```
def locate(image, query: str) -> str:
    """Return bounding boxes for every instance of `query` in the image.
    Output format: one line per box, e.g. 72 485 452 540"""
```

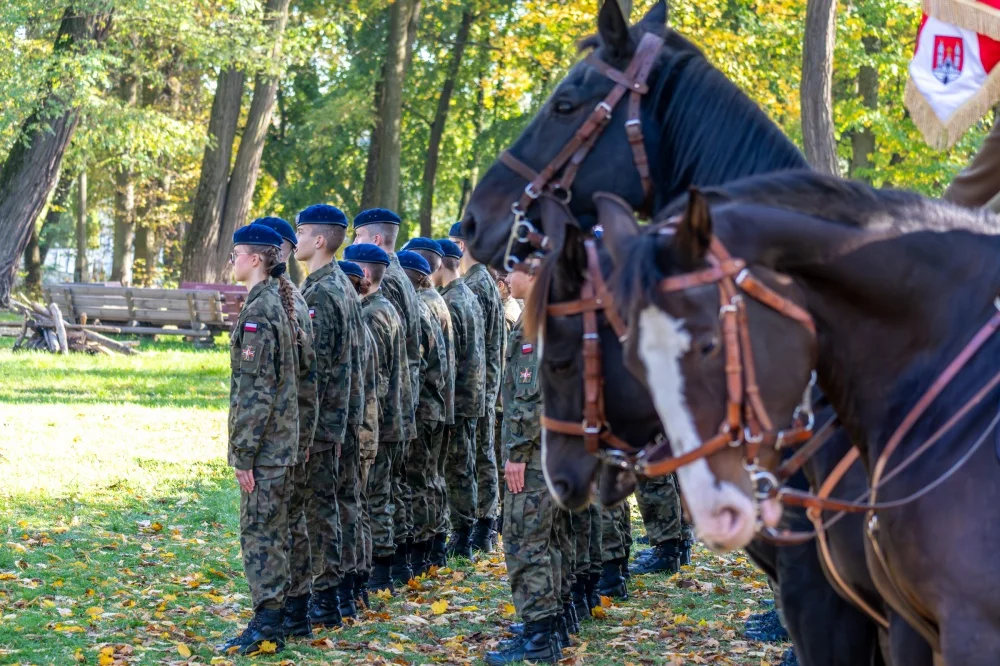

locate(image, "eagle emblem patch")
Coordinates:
242 345 256 361
519 367 533 384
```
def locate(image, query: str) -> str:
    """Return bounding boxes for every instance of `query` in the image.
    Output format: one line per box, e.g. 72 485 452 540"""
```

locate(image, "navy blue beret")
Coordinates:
397 251 431 276
234 224 283 248
448 221 465 239
252 217 297 246
402 237 444 257
338 261 365 280
344 243 390 266
354 208 401 228
436 239 463 259
297 204 348 228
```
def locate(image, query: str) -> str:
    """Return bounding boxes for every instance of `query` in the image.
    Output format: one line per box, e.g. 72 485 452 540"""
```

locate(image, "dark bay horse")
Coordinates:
611 178 1000 663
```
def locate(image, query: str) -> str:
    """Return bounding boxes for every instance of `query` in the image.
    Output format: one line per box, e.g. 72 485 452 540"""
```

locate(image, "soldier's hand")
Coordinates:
305 448 311 463
235 468 255 493
505 460 526 494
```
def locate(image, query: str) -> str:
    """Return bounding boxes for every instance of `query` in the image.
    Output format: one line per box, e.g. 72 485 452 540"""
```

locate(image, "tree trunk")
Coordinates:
112 73 139 285
849 35 880 181
418 9 474 237
24 223 43 295
800 0 839 176
458 50 490 216
75 170 88 283
0 7 113 306
361 77 385 211
369 0 422 214
180 67 245 283
24 170 74 293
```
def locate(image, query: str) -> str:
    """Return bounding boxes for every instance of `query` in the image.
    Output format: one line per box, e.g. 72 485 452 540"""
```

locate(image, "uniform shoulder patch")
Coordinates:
244 321 259 333
518 367 533 384
521 343 533 355
308 308 316 319
242 344 256 361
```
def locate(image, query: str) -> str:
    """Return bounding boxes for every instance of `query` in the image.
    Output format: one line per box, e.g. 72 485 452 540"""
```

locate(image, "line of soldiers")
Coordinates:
221 206 693 657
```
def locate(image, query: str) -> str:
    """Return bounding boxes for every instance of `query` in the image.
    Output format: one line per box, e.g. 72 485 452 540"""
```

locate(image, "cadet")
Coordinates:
401 238 456 566
449 221 503 552
491 268 519 534
597 502 632 600
290 205 365 624
631 475 694 575
248 217 320 636
397 250 449 576
341 259 380 609
485 263 562 666
344 243 408 593
353 209 418 581
434 239 485 559
221 225 301 655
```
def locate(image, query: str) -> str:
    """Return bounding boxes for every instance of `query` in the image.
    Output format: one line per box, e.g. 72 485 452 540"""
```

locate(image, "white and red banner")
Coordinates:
905 0 1000 148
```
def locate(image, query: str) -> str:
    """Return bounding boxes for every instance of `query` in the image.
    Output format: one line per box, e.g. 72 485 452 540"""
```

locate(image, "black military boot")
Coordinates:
390 542 413 586
338 575 357 619
446 529 473 559
367 556 394 595
218 608 285 655
554 614 571 648
779 647 800 666
470 517 495 554
563 601 579 635
571 578 590 621
354 572 370 609
680 537 693 566
307 588 341 628
484 618 562 665
631 540 682 575
429 532 448 567
596 559 628 600
620 557 631 580
743 607 789 642
409 540 430 578
281 594 312 638
586 572 601 610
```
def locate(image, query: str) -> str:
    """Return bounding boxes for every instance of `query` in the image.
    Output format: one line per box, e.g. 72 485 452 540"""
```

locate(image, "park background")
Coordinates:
0 0 990 664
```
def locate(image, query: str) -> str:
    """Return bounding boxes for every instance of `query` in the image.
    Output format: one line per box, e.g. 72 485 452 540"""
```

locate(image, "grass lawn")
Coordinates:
0 336 786 665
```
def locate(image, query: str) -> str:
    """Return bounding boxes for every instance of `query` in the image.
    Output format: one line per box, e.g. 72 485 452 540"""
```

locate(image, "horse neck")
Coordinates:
646 51 809 208
741 217 1000 460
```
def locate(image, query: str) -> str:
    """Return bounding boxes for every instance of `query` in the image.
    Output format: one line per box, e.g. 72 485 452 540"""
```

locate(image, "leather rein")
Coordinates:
498 32 663 273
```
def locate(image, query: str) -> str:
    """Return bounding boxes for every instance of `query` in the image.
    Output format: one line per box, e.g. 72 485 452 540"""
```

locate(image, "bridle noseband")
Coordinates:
499 32 664 273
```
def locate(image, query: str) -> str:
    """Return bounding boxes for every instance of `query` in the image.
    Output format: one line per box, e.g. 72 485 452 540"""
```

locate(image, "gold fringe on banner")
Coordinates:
922 0 1000 40
905 63 1000 149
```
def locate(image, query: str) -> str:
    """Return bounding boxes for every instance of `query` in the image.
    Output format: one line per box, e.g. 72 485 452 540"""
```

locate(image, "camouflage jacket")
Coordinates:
362 289 405 443
325 261 367 427
419 287 455 425
440 278 486 418
301 262 356 451
360 323 380 457
463 263 506 401
501 316 542 471
496 297 521 416
381 255 419 439
228 278 300 470
414 296 448 424
291 288 318 459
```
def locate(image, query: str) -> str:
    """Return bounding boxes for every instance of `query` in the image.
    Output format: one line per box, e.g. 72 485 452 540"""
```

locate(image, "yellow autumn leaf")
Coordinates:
375 588 393 600
0 573 16 581
600 595 612 608
99 647 114 657
53 623 84 633
74 648 85 662
431 599 448 615
98 654 114 666
502 603 516 617
163 594 177 602
254 640 278 654
591 606 607 620
177 643 192 658
86 607 103 617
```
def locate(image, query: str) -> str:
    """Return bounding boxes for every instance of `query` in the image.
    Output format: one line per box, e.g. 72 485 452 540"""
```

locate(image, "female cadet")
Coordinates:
220 225 302 656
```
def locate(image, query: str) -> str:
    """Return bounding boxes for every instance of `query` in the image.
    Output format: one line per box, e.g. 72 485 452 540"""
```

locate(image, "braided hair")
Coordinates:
347 273 372 296
246 244 303 343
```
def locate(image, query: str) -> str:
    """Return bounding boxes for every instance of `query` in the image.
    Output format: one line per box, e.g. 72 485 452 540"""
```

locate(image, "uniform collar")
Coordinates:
246 277 276 306
304 261 334 287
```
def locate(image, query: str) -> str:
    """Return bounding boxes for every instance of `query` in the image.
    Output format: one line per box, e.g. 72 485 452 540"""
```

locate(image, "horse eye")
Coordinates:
552 99 577 115
699 336 719 357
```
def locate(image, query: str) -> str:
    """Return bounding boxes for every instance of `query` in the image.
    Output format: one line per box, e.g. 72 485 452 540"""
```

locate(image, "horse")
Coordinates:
608 176 1000 664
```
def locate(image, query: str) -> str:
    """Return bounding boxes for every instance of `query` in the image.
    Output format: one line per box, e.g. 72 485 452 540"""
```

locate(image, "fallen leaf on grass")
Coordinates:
591 606 607 620
252 640 278 655
501 603 516 618
177 643 192 657
431 600 448 615
600 596 612 608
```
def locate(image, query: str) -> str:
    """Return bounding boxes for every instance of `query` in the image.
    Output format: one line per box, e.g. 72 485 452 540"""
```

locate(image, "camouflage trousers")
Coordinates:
502 468 564 624
305 447 343 592
407 421 446 542
494 413 504 523
286 460 312 598
601 501 632 563
475 405 499 520
336 426 361 578
368 440 395 557
358 447 376 574
569 504 599 578
391 439 414 544
444 417 478 532
635 473 692 546
239 465 290 611
429 421 450 538
553 505 574 604
588 502 603 577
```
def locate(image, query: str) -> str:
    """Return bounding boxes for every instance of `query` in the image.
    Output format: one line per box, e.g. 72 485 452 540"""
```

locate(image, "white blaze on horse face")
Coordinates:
637 306 759 552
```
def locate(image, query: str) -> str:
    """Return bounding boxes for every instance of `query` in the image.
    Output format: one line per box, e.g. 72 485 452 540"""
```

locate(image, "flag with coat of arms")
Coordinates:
905 0 1000 149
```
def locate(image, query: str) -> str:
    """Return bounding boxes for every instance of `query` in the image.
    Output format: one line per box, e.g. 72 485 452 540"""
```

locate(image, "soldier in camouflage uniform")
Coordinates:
353 209 418 583
345 243 408 594
434 239 485 559
398 250 449 576
402 238 456 567
632 474 694 575
221 225 301 655
292 205 365 625
450 222 504 552
492 267 520 535
569 505 600 620
341 259 380 609
484 266 562 666
597 501 631 600
249 218 321 637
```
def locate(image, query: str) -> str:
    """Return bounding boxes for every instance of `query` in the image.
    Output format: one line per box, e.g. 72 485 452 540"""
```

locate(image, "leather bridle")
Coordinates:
498 31 664 273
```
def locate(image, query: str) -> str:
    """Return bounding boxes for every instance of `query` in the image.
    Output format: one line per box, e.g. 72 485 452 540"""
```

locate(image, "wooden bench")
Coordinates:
44 285 229 338
180 282 247 328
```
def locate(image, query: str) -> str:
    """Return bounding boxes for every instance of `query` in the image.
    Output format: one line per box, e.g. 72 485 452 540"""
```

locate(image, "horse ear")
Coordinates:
674 188 713 266
637 0 668 33
594 192 640 267
598 0 633 62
